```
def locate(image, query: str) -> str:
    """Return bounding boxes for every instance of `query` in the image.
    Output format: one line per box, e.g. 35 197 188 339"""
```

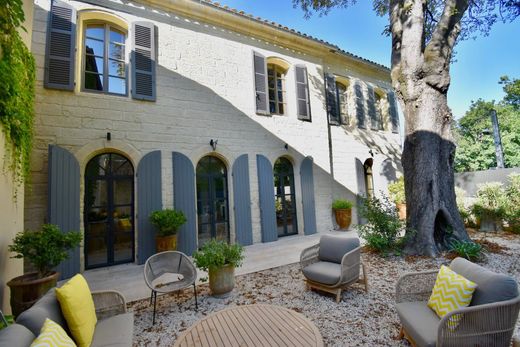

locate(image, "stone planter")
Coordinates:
208 264 235 298
396 203 407 221
7 271 59 318
156 234 177 252
479 214 502 232
334 208 352 230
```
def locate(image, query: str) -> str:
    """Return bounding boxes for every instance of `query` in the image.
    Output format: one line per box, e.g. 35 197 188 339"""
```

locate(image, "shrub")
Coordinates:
149 209 187 237
388 176 406 204
450 240 482 261
193 240 244 272
455 187 472 225
504 173 520 233
332 199 353 210
471 182 506 222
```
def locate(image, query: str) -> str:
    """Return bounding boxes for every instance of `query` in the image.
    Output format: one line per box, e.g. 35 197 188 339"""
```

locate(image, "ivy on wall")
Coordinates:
0 0 36 187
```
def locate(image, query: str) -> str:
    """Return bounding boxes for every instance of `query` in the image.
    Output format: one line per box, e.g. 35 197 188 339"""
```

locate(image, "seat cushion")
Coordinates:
30 318 76 347
302 261 341 285
318 235 360 264
91 313 134 347
0 323 35 347
16 288 69 337
396 301 439 347
450 257 519 305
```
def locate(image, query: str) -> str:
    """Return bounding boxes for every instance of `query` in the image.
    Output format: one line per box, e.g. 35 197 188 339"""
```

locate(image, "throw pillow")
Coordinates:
30 318 76 347
56 274 97 347
428 265 477 328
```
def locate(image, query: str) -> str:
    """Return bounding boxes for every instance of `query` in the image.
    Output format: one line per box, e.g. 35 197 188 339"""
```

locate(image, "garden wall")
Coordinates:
455 167 520 196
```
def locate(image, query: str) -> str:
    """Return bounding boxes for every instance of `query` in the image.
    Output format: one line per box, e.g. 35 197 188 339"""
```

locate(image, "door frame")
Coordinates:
274 157 298 237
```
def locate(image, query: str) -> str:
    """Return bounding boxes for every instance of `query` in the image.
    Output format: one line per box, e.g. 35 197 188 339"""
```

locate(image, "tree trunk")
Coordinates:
401 83 471 256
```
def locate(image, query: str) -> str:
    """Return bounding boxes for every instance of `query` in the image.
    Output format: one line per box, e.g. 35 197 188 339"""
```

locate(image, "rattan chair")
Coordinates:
300 234 368 303
396 257 520 347
144 251 198 324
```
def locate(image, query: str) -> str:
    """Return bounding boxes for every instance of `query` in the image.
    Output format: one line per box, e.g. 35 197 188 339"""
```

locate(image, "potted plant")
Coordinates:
388 176 406 220
7 224 82 317
150 209 187 252
332 199 354 230
193 240 244 297
472 182 506 232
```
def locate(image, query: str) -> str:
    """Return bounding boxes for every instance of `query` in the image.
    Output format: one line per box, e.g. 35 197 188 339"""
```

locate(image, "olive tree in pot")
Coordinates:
332 199 353 230
471 182 506 232
7 224 82 317
193 240 244 298
150 209 187 252
388 176 406 220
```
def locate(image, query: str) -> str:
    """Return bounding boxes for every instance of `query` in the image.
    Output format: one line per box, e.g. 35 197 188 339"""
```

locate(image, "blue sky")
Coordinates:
217 0 520 119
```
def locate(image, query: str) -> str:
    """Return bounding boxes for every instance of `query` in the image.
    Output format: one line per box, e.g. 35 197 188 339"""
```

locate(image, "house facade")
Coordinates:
26 0 403 278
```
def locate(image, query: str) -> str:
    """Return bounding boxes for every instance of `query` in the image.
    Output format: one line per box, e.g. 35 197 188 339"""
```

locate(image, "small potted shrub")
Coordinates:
332 199 353 230
193 240 244 297
150 209 187 252
472 182 506 232
388 176 406 220
7 224 82 317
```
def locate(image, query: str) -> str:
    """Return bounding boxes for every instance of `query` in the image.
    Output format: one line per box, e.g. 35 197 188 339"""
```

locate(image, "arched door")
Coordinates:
274 157 298 237
196 156 230 247
84 153 134 269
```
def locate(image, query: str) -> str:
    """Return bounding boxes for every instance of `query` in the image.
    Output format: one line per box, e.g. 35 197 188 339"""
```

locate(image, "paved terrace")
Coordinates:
83 231 356 303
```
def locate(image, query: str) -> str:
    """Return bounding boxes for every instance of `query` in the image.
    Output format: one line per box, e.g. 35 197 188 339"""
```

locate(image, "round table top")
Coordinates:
174 304 324 347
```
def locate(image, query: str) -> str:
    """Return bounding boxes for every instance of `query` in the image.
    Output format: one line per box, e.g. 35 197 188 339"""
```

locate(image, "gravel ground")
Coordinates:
131 231 520 346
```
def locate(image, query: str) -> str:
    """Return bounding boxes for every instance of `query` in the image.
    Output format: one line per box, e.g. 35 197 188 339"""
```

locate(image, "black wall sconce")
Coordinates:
284 143 288 150
210 139 218 151
106 132 111 141
369 149 374 157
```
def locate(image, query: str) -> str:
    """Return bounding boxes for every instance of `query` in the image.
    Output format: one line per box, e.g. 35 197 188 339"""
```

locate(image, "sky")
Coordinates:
216 0 520 119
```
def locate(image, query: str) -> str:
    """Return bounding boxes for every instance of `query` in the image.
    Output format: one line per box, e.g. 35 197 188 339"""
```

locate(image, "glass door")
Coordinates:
274 157 298 237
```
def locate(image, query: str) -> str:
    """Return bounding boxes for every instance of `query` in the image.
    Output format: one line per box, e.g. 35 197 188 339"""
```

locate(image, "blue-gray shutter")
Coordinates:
47 145 80 280
367 85 379 130
300 157 317 235
355 158 367 225
132 22 156 101
354 81 366 129
137 151 162 264
44 0 76 90
232 154 253 246
295 65 311 121
253 51 269 115
256 155 277 242
325 73 340 125
172 152 197 254
388 91 400 133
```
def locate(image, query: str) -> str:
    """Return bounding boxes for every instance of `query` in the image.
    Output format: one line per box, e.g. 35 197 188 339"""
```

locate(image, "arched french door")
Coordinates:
364 158 374 199
84 153 134 269
196 156 230 247
274 157 298 237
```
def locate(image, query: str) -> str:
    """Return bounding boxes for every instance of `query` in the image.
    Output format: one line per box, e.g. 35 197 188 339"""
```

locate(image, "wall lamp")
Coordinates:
284 143 288 150
106 132 111 141
210 139 218 151
369 149 375 157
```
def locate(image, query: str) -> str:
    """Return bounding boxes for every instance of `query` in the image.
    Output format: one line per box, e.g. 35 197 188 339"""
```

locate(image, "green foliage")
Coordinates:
8 224 82 278
471 182 506 221
356 195 411 255
0 0 36 187
0 314 14 330
388 176 405 204
149 209 187 237
332 199 353 209
499 76 520 108
192 240 244 272
450 240 482 261
504 173 520 232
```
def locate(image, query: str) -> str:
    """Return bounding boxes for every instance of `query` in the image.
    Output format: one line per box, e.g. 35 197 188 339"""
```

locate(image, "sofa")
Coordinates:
0 288 133 347
396 257 520 347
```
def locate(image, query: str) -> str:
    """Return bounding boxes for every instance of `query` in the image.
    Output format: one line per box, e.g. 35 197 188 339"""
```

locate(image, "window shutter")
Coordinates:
253 51 268 115
354 81 366 129
132 22 156 101
388 91 400 133
367 85 379 130
44 0 76 90
295 65 311 121
325 73 339 124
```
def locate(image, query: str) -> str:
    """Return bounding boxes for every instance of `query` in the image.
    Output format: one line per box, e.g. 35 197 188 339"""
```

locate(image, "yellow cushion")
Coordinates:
56 274 97 347
427 265 477 327
30 318 77 347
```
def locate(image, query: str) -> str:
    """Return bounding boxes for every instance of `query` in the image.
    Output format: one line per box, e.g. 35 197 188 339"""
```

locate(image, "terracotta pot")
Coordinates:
7 271 59 318
208 264 235 298
396 203 407 220
334 208 352 230
156 234 177 252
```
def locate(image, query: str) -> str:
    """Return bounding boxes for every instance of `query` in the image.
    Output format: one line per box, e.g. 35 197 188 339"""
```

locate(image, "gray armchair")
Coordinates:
300 234 368 302
396 257 520 347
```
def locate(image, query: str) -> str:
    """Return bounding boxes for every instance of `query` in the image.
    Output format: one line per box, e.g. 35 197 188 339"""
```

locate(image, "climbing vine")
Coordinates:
0 0 36 187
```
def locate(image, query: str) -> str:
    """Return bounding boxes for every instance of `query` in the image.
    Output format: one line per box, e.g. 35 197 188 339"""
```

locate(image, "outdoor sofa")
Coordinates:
0 287 133 347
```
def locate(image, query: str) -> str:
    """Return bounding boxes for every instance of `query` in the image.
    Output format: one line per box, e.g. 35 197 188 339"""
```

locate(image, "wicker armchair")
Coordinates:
396 257 520 347
91 290 128 321
300 235 368 303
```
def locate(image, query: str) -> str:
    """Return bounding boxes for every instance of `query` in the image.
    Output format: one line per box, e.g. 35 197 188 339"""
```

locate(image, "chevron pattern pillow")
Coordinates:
428 265 477 327
30 318 77 347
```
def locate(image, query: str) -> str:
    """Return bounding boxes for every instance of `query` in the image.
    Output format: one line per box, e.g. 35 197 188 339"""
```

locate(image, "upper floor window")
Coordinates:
336 81 348 122
267 64 287 115
375 92 384 130
84 23 127 95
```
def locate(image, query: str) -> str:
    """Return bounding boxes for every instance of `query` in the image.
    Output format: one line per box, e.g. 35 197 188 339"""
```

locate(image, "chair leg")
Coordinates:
362 262 369 293
335 288 342 303
150 290 153 305
398 326 404 339
193 284 198 310
152 291 157 325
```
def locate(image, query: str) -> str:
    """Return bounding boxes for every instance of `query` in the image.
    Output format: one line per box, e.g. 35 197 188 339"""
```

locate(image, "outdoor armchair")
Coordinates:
300 234 368 302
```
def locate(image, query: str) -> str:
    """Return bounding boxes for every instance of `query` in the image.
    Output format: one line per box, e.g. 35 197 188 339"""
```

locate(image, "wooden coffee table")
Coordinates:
173 304 324 347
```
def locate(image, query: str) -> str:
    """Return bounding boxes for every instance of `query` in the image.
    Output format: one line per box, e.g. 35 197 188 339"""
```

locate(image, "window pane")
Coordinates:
109 43 124 60
278 103 284 114
86 26 104 40
269 102 276 113
109 60 125 78
277 79 283 90
268 76 275 89
277 91 284 102
85 38 104 56
110 29 125 44
85 56 103 73
108 76 126 94
269 89 275 102
85 72 103 91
